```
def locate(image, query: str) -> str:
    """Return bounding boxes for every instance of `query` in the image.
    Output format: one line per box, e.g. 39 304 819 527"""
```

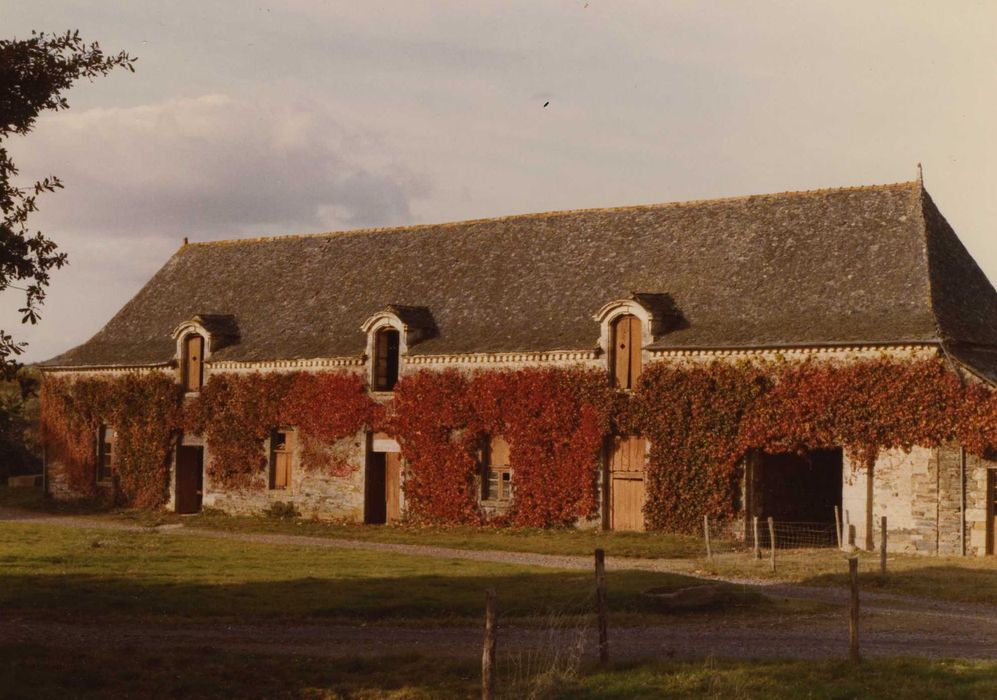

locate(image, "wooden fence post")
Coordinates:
848 524 856 549
848 557 860 664
767 516 776 573
834 506 842 550
880 516 887 576
595 548 609 666
753 516 761 560
703 516 713 560
482 588 497 700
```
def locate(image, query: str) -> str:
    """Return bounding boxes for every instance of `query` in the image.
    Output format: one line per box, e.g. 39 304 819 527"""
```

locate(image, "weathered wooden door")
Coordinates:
386 452 402 522
365 452 387 524
175 446 203 514
611 315 642 389
270 430 293 490
988 469 997 555
610 436 646 531
183 335 204 392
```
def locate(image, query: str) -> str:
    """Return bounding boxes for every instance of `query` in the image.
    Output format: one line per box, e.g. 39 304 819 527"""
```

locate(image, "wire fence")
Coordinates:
704 516 840 557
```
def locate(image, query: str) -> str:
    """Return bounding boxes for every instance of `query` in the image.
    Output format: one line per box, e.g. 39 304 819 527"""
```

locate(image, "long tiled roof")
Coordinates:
44 180 997 379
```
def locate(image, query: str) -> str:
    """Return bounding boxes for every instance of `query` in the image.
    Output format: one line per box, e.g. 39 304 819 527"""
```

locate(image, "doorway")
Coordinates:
987 469 997 555
175 445 204 514
608 436 647 531
365 450 402 524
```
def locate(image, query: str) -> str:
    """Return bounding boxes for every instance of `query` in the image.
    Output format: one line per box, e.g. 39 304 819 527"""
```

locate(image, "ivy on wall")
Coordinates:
184 371 381 487
42 355 997 532
40 373 183 507
383 367 615 527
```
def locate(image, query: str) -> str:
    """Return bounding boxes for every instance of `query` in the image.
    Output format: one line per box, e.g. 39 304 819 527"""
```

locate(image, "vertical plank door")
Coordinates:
386 452 402 522
610 436 646 531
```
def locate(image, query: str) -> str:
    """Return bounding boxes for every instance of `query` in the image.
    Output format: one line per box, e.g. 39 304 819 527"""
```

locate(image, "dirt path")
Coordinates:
3 507 996 660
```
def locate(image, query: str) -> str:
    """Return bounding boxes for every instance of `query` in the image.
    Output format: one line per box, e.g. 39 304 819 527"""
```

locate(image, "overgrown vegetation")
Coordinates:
0 367 41 479
39 373 183 506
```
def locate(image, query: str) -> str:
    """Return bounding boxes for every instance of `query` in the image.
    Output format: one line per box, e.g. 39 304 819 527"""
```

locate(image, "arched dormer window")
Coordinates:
171 314 239 394
181 333 205 392
373 328 400 392
610 314 642 390
361 305 436 394
595 295 670 391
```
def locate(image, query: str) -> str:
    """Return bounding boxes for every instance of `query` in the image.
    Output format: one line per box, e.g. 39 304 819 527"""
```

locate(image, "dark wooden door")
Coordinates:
175 446 204 514
988 469 997 555
609 436 646 531
386 452 402 522
365 452 387 524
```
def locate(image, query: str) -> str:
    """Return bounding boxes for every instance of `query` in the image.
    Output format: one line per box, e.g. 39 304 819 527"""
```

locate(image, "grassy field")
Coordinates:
698 548 997 605
0 522 761 625
1 646 994 699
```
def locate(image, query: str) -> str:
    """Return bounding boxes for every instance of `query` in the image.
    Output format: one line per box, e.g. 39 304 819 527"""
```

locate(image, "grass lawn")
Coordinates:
1 646 994 699
0 521 762 625
698 548 997 605
0 485 703 559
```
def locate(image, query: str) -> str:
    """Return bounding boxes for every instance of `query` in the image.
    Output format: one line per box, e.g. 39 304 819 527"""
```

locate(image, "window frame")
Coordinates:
480 436 513 503
372 327 401 392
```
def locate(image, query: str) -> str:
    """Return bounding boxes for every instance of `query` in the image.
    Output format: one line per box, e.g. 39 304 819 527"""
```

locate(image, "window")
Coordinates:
481 436 512 502
182 333 205 392
97 425 115 482
373 328 400 391
269 429 294 490
610 314 642 389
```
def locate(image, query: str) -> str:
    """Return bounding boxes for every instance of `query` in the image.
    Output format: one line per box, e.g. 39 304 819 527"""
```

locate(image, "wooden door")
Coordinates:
611 315 642 389
365 452 387 524
183 335 204 392
270 430 293 490
175 446 204 514
988 469 997 555
609 436 646 531
386 452 402 522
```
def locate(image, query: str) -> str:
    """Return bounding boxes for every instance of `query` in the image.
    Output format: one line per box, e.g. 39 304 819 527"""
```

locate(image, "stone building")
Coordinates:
41 179 997 555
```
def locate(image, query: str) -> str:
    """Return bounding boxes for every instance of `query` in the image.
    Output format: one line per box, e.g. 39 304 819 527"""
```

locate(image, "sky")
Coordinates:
3 1 996 362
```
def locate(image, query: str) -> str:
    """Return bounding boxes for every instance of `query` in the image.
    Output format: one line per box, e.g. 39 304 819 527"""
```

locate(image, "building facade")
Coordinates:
41 180 997 555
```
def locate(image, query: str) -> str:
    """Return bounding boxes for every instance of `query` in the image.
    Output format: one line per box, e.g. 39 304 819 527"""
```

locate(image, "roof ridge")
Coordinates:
183 180 921 248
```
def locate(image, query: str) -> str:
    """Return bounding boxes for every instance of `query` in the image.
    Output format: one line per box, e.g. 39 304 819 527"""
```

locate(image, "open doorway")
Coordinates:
750 448 842 546
364 450 402 524
175 445 204 514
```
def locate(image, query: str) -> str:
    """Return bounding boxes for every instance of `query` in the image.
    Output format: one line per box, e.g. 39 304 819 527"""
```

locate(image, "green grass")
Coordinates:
699 548 997 605
0 522 761 624
1 647 994 700
180 510 703 559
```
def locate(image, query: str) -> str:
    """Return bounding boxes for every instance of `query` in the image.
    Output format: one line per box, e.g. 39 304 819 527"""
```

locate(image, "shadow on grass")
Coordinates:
803 564 997 606
0 569 767 623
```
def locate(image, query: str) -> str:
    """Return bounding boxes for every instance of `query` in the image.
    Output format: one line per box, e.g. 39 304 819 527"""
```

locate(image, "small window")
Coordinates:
97 425 115 482
482 436 512 502
373 328 400 391
182 333 205 392
610 314 642 390
269 429 294 490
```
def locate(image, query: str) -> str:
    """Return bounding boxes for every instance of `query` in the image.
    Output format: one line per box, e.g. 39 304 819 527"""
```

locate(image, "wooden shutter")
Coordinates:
374 330 400 391
184 335 204 391
386 452 402 522
612 315 642 389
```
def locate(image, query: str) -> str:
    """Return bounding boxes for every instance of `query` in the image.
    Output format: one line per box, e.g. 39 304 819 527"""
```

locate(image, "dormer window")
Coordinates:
361 305 436 394
182 334 205 392
611 315 642 389
373 328 400 392
595 294 677 391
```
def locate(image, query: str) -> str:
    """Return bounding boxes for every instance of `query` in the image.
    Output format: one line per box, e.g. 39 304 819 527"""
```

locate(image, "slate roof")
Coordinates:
44 180 997 380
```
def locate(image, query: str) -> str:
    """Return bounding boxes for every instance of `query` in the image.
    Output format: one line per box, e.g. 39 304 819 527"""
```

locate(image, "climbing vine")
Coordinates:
384 367 615 527
185 371 380 488
40 373 183 507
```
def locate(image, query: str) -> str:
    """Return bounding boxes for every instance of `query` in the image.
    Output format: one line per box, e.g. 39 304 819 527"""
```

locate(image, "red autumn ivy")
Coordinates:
40 373 183 507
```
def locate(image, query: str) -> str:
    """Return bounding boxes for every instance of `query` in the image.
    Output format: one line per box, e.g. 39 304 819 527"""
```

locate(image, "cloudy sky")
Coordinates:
4 1 996 362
